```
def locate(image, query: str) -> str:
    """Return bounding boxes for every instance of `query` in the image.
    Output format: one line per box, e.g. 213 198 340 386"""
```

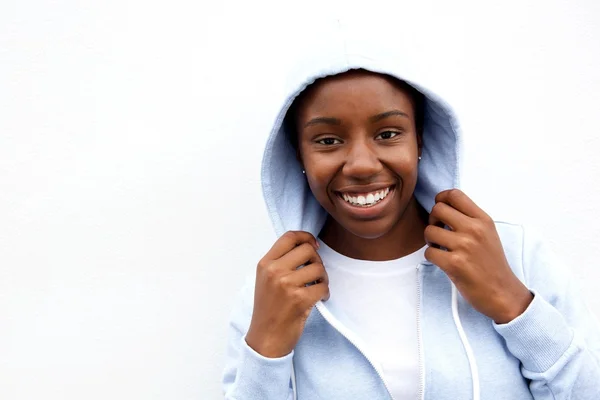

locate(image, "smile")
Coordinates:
337 186 393 208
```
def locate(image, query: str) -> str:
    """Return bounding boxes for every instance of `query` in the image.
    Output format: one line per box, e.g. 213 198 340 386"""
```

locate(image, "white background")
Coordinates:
1 0 599 398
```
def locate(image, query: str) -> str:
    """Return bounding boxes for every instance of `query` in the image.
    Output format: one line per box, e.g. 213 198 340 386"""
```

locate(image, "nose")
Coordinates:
342 139 382 179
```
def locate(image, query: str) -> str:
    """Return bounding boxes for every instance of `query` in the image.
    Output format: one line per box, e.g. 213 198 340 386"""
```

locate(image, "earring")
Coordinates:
302 169 306 174
418 156 422 161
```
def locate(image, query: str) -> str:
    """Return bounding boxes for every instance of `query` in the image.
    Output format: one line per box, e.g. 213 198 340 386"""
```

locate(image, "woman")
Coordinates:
222 51 600 399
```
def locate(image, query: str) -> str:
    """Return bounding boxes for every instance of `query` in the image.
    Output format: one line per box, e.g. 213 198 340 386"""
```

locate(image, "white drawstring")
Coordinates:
291 362 298 400
451 284 481 400
291 285 480 400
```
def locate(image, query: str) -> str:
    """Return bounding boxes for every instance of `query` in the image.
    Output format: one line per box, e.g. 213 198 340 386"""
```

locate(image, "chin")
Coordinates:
342 220 397 240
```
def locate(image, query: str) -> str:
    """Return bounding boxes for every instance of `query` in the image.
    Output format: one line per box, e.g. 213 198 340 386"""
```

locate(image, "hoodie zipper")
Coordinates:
314 302 396 400
416 264 425 400
313 264 426 400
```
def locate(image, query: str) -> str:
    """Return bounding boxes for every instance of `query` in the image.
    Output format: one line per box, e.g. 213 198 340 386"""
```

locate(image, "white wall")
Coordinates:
1 0 599 398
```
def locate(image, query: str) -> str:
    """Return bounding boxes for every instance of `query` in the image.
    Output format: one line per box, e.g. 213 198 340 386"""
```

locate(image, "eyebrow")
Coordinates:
303 110 409 128
369 110 410 123
304 117 342 128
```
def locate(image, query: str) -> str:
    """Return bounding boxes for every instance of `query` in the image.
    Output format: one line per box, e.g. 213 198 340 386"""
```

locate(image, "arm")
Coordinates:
222 231 328 399
424 189 600 399
222 278 295 399
494 225 600 399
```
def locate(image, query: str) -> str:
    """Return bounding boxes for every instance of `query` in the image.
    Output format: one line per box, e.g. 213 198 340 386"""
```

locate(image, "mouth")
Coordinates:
336 185 394 207
333 185 397 219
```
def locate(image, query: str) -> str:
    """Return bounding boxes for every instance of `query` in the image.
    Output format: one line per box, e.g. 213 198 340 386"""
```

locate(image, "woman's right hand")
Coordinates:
245 231 330 358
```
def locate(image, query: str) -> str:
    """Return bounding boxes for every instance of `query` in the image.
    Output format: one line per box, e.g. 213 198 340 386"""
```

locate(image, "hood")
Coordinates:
261 43 463 238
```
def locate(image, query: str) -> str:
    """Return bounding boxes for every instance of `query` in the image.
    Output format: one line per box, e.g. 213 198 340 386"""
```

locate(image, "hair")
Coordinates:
284 71 426 151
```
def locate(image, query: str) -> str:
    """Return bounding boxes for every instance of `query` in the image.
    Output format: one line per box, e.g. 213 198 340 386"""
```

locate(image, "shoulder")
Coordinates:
492 220 553 260
227 273 256 333
492 220 527 275
493 220 526 252
492 220 572 290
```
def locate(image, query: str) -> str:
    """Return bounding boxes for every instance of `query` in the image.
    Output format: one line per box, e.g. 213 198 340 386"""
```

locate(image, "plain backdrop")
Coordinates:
1 0 599 398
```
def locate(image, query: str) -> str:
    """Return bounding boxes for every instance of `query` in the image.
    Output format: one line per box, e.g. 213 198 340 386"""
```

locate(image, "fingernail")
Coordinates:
315 240 320 249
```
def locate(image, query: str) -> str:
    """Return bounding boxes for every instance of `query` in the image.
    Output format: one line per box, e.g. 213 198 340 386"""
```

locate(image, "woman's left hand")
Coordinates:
424 189 533 324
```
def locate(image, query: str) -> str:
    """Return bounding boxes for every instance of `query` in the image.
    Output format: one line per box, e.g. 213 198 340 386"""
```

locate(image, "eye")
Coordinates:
376 131 400 140
317 137 342 145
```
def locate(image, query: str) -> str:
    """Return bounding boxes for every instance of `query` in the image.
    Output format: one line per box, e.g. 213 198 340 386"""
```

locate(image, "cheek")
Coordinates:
304 155 341 197
382 149 419 175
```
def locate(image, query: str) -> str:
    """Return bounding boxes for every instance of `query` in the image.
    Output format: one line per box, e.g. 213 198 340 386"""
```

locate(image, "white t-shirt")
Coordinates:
317 239 426 399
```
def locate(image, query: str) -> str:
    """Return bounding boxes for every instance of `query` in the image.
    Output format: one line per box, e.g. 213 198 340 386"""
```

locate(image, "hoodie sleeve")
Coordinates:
493 225 600 399
222 277 295 400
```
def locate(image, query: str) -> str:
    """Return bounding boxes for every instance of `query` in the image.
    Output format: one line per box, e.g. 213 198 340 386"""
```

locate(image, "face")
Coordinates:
295 70 422 240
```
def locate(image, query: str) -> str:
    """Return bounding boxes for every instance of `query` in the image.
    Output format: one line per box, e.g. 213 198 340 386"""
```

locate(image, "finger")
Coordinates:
277 242 322 272
303 280 330 303
285 262 328 287
435 189 487 219
263 231 318 261
424 225 460 250
429 201 470 231
424 246 452 272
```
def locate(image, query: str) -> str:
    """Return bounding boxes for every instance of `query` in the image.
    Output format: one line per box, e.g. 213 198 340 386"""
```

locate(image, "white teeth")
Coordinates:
340 187 393 207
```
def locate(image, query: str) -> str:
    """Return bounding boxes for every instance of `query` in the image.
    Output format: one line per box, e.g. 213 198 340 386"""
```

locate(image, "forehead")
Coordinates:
295 70 415 119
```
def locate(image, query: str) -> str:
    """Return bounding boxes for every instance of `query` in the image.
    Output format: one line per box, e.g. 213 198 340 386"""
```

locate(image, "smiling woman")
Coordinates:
222 55 600 399
290 70 427 260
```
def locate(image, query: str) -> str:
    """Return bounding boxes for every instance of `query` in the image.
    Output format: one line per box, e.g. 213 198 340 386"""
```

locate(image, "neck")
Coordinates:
319 197 428 261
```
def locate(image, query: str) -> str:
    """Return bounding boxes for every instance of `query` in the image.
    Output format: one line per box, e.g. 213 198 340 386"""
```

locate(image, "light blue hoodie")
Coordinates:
222 44 600 399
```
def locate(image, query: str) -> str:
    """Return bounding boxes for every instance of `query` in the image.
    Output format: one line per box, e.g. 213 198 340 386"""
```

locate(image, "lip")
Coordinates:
335 183 396 195
334 185 396 220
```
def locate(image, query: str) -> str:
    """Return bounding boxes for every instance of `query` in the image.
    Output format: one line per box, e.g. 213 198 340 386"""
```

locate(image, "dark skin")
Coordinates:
296 70 427 261
246 70 533 358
